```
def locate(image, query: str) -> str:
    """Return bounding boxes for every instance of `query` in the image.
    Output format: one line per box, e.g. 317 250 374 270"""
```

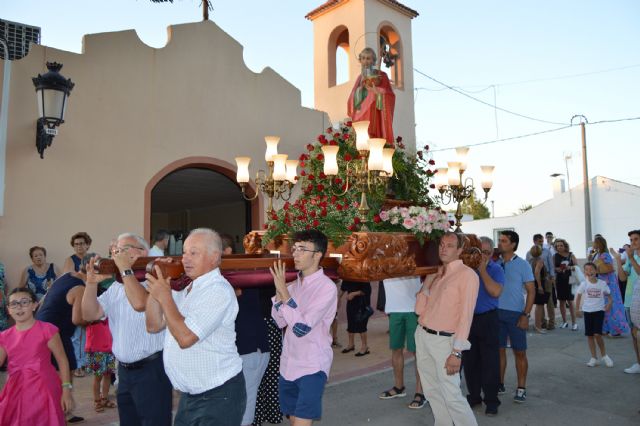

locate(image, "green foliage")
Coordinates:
458 193 491 219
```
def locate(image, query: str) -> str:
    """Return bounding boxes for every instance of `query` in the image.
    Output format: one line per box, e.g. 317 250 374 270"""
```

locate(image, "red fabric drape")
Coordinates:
347 71 396 145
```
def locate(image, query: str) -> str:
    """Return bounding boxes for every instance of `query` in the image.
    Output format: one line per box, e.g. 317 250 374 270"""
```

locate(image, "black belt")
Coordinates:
474 308 497 316
120 351 162 370
422 326 453 337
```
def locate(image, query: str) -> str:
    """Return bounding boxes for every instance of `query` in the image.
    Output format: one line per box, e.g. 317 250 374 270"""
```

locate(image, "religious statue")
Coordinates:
347 47 396 145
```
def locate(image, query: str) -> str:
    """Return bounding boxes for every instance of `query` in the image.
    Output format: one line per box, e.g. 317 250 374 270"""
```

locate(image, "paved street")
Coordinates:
54 312 640 425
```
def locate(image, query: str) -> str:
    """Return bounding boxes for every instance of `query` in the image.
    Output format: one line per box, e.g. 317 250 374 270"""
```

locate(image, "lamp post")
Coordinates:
235 136 299 212
434 147 494 232
32 62 75 158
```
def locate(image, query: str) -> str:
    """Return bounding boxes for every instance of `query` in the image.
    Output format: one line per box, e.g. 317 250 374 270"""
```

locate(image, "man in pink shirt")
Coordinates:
415 232 480 426
270 230 337 426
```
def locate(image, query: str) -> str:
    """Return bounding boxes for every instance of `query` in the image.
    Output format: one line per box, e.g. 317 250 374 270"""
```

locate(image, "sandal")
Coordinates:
379 386 406 399
73 369 85 378
408 393 427 409
341 346 355 354
101 397 116 408
94 399 104 412
355 349 370 357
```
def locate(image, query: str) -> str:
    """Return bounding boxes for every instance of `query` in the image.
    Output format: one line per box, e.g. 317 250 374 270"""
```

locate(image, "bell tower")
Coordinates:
306 0 418 150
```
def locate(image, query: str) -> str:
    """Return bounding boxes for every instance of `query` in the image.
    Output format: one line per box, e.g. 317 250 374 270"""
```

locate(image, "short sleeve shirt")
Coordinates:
498 255 534 313
623 253 640 308
475 260 505 314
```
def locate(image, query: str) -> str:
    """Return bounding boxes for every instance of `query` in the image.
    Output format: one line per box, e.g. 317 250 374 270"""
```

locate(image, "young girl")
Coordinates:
85 282 116 412
575 262 614 367
0 288 73 425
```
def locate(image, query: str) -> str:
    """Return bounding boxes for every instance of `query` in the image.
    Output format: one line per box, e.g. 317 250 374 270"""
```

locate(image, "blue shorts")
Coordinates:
498 309 527 351
279 371 327 420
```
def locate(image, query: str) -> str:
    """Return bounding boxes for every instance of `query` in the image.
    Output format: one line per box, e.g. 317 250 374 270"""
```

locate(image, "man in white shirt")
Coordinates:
145 228 245 426
149 229 170 256
378 276 426 410
83 233 172 426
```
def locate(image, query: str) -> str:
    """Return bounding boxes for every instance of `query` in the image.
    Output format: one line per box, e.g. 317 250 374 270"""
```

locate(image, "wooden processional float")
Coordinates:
93 231 482 289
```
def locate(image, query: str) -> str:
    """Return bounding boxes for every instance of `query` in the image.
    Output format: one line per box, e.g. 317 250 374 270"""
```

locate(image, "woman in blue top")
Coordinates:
62 232 92 273
19 246 60 302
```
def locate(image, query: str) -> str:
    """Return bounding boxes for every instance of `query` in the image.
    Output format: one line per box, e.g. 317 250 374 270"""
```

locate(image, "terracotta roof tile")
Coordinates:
306 0 419 20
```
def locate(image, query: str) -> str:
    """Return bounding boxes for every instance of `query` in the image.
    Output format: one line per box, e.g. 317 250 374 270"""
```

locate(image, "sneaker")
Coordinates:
602 355 614 368
534 327 547 334
572 323 579 331
497 383 506 395
587 357 599 367
561 322 569 329
624 363 640 374
514 388 526 403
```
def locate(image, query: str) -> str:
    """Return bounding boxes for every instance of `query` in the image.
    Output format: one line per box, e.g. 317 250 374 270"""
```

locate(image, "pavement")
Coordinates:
3 302 639 425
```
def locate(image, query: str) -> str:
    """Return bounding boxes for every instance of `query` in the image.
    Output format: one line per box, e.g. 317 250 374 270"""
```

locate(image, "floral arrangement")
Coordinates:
262 121 442 247
373 206 451 245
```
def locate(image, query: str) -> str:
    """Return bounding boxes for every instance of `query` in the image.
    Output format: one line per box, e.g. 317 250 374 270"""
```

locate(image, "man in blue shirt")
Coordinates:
462 236 504 416
497 231 535 403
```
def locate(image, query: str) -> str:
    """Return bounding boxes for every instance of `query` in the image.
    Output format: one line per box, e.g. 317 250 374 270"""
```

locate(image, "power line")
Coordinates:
413 68 569 126
427 116 640 152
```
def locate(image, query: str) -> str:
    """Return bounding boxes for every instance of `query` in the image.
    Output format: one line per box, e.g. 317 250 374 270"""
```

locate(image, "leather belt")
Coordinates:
422 326 453 337
120 351 162 370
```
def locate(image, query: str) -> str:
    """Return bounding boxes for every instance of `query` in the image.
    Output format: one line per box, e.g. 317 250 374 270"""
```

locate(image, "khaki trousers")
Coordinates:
415 328 478 426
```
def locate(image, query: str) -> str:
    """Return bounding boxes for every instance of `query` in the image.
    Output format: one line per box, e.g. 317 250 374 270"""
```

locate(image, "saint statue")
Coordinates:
347 47 396 145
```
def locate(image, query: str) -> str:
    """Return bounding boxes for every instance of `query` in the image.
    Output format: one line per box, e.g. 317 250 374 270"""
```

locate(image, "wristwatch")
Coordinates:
522 312 531 318
121 269 134 277
451 351 462 359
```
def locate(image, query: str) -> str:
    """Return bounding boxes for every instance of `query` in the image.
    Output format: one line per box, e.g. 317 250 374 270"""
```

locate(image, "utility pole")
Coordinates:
571 115 591 251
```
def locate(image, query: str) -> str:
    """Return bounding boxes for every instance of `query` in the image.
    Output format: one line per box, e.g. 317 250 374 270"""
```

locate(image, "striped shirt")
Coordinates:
163 268 242 394
98 281 165 363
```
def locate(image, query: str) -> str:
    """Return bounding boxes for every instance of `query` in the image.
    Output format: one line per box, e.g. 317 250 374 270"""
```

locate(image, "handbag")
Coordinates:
354 303 374 323
568 264 584 286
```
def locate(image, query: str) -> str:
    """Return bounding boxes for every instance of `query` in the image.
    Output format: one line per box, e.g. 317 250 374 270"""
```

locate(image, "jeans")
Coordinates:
174 371 247 426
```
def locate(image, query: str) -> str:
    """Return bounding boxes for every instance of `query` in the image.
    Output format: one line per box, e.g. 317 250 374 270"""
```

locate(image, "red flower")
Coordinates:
310 211 316 218
283 202 290 210
430 183 436 189
428 159 436 165
396 136 403 143
319 201 328 208
333 177 343 185
345 121 353 127
312 219 320 227
308 174 315 181
331 195 337 203
319 172 327 179
326 127 333 133
300 170 307 176
348 224 357 231
316 184 325 191
424 144 430 151
333 132 340 139
354 217 361 224
329 140 338 146
344 154 352 162
336 204 343 211
263 223 268 229
373 214 381 223
306 144 314 152
316 154 324 161
300 161 306 168
320 209 327 217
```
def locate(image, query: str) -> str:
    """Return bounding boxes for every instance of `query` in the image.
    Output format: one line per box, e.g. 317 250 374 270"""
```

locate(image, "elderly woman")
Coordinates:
553 238 578 330
589 235 629 336
19 246 60 302
62 232 92 274
529 246 549 333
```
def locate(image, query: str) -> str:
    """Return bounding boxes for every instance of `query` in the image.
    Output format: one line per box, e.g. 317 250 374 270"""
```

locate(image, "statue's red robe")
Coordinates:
347 70 396 145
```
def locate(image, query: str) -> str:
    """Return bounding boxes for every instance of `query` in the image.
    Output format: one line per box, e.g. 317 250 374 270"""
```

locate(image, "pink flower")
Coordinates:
402 217 416 230
379 210 389 221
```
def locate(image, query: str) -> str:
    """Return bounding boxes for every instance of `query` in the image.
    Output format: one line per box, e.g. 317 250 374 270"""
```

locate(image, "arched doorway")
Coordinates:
144 157 262 253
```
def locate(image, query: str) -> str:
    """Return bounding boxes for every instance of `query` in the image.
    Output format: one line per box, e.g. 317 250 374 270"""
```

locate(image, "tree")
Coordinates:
448 193 490 220
150 0 213 21
515 204 533 215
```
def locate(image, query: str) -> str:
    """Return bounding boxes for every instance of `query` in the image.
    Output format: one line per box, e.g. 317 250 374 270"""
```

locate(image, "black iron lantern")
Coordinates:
32 62 75 158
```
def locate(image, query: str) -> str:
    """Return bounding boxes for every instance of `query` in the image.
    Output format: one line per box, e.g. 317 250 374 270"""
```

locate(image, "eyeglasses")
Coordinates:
8 299 33 309
113 244 145 253
291 245 318 255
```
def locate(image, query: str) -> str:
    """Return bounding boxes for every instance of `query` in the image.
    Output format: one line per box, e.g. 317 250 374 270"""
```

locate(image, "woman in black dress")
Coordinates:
340 280 372 356
554 238 578 330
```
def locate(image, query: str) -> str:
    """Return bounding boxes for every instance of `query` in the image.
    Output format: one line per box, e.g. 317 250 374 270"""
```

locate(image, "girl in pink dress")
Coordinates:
0 288 73 426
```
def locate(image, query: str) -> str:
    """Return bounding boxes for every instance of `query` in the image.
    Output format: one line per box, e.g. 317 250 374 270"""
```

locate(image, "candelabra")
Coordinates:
321 121 394 225
434 147 494 232
235 136 299 212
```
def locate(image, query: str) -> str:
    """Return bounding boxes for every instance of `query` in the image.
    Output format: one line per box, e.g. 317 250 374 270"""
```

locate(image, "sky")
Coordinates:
3 0 640 218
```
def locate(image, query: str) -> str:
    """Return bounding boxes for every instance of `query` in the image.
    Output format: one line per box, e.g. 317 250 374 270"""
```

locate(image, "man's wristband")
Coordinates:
521 312 530 318
121 269 134 277
450 351 462 359
62 382 73 389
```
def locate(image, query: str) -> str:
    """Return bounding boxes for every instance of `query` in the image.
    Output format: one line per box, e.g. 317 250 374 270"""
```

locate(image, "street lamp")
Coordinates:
32 62 75 158
235 136 299 212
435 147 494 232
